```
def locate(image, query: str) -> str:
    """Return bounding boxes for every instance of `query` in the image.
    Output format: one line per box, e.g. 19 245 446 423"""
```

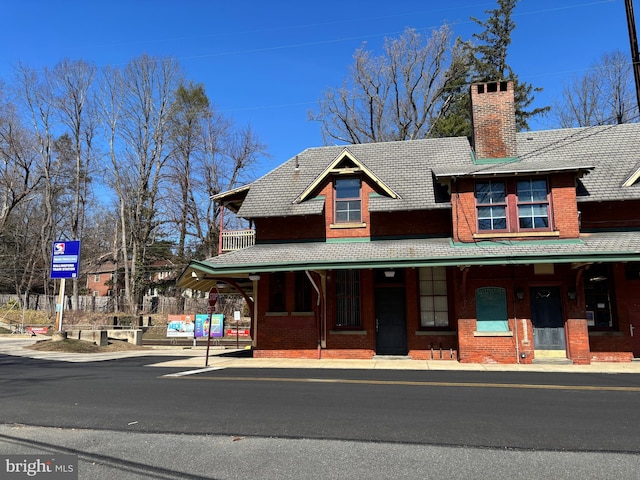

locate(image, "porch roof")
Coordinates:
177 231 640 290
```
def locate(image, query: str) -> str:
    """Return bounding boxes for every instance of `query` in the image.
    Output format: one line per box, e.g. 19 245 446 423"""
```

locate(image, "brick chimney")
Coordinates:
470 80 516 159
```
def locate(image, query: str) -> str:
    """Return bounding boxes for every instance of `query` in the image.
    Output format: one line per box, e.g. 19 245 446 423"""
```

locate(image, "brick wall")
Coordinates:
253 348 376 359
86 272 112 296
550 173 580 238
321 181 373 240
252 263 634 363
458 318 521 363
565 318 590 364
451 175 581 242
589 333 633 362
451 178 476 243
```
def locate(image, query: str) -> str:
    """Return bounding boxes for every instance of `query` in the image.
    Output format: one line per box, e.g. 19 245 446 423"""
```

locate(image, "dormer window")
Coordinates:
476 177 551 233
335 177 361 223
516 179 549 229
476 180 507 230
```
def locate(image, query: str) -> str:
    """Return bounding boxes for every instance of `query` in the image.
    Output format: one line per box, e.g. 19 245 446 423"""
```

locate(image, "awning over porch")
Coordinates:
177 231 640 291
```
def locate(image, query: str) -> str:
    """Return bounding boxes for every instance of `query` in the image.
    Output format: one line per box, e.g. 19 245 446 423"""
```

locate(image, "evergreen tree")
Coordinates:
469 0 549 130
432 0 549 135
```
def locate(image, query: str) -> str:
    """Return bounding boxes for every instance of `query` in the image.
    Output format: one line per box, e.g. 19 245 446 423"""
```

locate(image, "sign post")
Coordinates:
234 310 241 349
50 241 81 332
205 287 219 367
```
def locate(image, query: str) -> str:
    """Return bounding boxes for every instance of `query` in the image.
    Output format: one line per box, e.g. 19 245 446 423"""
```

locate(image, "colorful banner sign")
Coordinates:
166 315 195 337
195 314 224 338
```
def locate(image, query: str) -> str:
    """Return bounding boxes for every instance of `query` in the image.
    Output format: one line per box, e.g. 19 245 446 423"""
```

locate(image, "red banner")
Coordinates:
28 327 48 335
226 328 250 337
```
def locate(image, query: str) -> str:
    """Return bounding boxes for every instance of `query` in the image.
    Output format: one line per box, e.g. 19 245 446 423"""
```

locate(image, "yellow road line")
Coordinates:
163 375 640 392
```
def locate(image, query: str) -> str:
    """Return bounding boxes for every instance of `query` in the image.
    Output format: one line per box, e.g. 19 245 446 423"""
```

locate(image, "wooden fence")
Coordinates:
0 293 242 316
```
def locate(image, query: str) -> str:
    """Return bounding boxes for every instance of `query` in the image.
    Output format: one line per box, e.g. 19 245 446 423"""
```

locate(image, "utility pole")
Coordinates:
625 0 640 114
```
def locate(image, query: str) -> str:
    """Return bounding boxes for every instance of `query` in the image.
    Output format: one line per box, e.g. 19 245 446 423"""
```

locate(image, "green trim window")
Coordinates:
517 179 549 229
335 178 361 223
476 181 507 231
419 267 449 327
475 287 509 332
476 177 551 232
336 270 361 327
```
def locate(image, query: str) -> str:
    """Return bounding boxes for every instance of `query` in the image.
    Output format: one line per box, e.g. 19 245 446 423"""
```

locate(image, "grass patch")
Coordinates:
28 338 147 353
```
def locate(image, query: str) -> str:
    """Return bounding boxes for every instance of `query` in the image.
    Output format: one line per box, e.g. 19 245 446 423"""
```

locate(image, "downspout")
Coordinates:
306 270 322 359
251 277 258 349
513 288 521 364
512 266 521 364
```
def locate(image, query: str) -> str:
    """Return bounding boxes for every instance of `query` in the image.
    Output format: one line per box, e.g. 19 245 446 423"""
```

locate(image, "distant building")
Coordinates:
85 256 117 297
84 256 177 298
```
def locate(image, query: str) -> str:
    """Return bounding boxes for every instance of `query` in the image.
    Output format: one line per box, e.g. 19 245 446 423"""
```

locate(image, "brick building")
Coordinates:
177 81 640 364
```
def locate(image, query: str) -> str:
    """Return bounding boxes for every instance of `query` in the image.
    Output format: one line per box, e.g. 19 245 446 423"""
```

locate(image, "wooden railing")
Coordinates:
220 229 255 253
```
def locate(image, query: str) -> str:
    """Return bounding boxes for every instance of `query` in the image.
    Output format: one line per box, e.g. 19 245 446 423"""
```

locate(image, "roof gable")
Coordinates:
623 163 640 187
294 148 399 204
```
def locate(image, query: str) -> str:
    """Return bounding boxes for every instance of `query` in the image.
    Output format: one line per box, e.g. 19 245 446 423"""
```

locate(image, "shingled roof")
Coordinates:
177 231 640 278
226 122 640 219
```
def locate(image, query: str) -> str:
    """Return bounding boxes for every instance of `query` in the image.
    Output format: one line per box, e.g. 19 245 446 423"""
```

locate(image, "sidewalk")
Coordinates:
2 336 640 373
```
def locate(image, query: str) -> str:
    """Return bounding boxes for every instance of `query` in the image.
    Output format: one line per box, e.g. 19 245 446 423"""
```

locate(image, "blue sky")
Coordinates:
0 0 634 178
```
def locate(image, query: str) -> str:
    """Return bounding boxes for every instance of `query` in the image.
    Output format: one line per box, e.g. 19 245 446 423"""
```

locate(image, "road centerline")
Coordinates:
162 375 640 391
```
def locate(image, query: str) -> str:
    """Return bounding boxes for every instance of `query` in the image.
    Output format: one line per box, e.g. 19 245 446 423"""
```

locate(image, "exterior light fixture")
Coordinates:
248 274 261 281
384 270 395 278
191 271 200 281
567 288 577 301
515 288 525 300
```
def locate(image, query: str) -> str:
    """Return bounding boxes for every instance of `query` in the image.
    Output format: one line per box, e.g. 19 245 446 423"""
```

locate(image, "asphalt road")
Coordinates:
1 354 639 479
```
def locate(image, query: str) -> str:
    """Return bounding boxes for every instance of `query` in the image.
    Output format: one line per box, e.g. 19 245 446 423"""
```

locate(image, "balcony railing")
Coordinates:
220 229 256 253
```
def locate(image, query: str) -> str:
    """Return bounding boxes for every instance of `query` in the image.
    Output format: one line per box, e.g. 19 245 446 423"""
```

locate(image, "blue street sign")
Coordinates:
50 240 81 279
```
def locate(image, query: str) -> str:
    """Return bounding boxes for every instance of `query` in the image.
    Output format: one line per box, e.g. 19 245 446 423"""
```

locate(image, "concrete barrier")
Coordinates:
106 329 143 346
68 330 107 346
67 329 142 346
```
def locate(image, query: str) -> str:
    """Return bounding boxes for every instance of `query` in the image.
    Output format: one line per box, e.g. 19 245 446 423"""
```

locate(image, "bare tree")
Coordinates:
195 122 266 259
100 54 181 313
97 65 127 312
0 82 41 236
3 196 46 305
165 82 210 259
14 64 71 300
0 83 44 296
52 58 97 307
554 50 638 127
164 80 267 261
310 25 469 144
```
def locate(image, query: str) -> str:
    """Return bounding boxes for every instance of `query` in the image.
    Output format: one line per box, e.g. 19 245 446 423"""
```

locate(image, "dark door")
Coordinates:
375 287 407 355
629 281 640 358
530 286 565 350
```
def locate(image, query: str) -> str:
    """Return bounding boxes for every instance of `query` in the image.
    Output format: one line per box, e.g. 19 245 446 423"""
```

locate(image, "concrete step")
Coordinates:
373 355 412 360
532 357 573 365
